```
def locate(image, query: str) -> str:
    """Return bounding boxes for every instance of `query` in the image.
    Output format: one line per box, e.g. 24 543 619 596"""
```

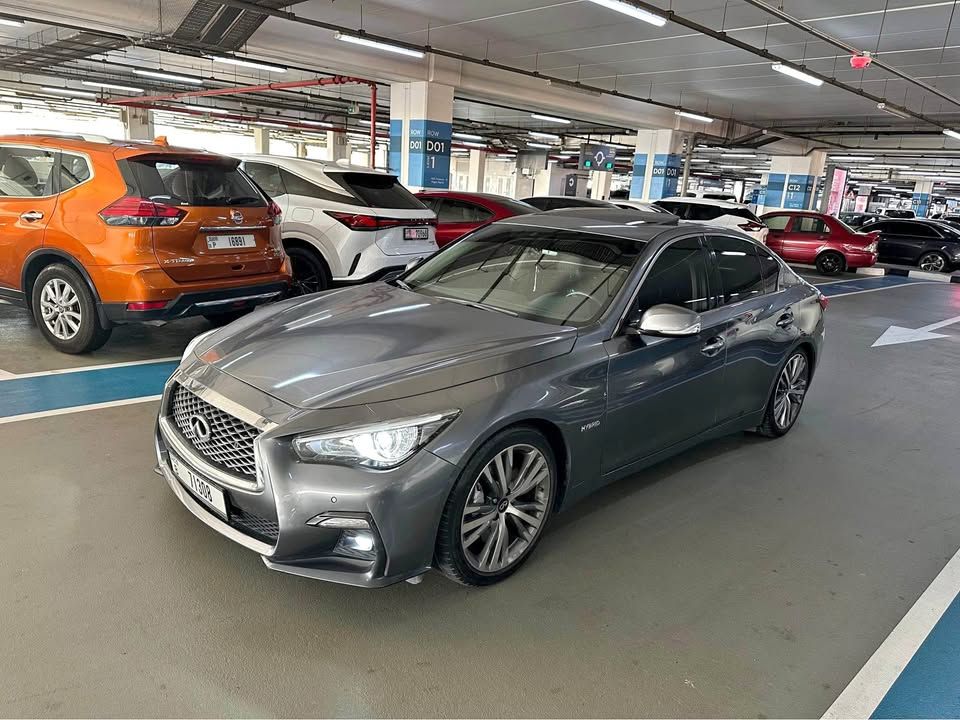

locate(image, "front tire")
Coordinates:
435 427 556 586
757 350 810 438
31 264 111 354
815 251 845 276
918 251 948 273
285 245 331 296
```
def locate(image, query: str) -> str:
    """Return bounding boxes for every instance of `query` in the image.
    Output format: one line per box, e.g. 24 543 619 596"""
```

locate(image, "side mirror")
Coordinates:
626 304 701 337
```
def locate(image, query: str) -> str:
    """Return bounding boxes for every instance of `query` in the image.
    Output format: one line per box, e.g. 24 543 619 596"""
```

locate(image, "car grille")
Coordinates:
170 383 260 477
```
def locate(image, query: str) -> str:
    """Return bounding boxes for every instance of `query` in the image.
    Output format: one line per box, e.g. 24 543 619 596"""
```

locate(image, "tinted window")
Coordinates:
435 198 494 223
757 246 781 294
126 155 264 207
727 207 762 223
710 235 764 304
403 226 642 326
281 168 358 204
686 204 724 221
58 152 91 192
763 215 790 231
243 161 284 197
330 172 426 209
496 197 538 215
796 216 827 233
654 201 687 218
521 197 550 210
884 209 915 219
908 223 940 238
634 237 711 314
0 146 56 197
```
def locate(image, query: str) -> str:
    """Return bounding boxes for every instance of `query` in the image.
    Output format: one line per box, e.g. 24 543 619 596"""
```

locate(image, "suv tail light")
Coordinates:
325 211 437 231
99 197 185 227
266 200 283 226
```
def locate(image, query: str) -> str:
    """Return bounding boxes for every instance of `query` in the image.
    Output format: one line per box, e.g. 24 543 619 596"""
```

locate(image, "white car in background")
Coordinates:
237 155 438 294
653 196 769 244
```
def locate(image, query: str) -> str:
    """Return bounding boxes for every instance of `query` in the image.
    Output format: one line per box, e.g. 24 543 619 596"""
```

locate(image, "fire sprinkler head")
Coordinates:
850 52 873 70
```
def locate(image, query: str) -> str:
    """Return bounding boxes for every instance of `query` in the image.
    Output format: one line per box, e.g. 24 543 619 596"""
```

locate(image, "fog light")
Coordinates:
334 528 377 560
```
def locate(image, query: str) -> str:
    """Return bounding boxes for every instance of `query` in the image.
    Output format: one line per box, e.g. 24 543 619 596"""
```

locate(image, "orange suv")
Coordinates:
0 134 292 353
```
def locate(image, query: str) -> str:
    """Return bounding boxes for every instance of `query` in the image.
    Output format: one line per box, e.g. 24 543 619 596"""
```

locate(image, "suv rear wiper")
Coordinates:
225 196 262 205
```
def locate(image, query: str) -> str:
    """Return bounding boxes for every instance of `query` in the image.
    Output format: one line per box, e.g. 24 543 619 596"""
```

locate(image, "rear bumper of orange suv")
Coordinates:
90 264 291 324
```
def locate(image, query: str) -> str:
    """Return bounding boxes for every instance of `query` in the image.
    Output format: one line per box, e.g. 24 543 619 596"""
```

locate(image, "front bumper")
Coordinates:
154 370 459 588
103 280 289 323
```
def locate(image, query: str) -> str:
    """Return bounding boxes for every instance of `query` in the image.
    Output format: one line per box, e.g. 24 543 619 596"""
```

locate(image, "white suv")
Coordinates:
654 197 769 244
238 155 438 293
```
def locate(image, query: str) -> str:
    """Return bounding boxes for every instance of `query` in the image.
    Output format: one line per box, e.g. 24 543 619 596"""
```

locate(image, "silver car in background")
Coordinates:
155 212 825 587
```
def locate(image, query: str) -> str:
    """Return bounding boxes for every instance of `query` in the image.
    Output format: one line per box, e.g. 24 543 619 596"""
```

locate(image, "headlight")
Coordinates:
180 329 216 363
293 411 459 469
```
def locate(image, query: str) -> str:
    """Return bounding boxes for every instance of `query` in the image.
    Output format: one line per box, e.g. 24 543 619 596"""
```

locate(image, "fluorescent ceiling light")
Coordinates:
453 131 483 141
585 0 667 26
257 121 287 128
334 32 424 58
943 129 960 141
195 106 230 115
721 152 756 158
81 80 144 93
0 17 24 27
830 155 874 161
301 119 332 127
675 110 714 123
877 102 911 119
531 113 570 124
718 164 748 169
460 141 487 148
868 163 910 169
529 131 561 140
771 63 823 87
359 119 390 128
41 86 97 98
209 55 286 72
133 69 204 85
0 89 16 96
527 142 554 149
689 159 710 163
497 154 518 158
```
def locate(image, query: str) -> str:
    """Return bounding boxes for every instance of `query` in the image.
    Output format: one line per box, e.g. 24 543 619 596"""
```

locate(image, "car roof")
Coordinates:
416 190 520 202
497 209 690 242
0 133 222 159
234 154 389 175
761 209 827 216
659 196 746 208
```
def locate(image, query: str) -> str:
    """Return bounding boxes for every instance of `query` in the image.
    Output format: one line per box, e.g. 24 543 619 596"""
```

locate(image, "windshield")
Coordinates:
402 225 643 326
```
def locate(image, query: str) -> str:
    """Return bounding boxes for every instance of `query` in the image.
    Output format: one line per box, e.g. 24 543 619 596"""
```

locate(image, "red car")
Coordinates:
761 210 879 275
415 191 537 247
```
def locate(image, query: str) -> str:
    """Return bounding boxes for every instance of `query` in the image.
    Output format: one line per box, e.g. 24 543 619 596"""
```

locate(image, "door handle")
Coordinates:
776 312 795 328
20 210 43 222
701 336 726 357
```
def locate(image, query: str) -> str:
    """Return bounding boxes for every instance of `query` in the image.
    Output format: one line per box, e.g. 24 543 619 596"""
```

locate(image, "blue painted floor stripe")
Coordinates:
871 591 960 719
0 361 178 418
818 275 927 297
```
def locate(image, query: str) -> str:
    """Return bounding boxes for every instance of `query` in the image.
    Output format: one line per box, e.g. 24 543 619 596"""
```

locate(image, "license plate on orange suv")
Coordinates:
206 234 255 250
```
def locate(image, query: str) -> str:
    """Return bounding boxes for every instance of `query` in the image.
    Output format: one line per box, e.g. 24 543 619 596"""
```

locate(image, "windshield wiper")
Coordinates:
393 278 412 290
435 295 518 316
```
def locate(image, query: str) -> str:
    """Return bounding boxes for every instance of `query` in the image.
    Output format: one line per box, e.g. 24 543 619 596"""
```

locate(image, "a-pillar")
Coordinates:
326 131 349 162
121 107 154 141
629 129 683 201
389 81 454 190
253 127 270 155
757 152 826 213
591 170 613 200
913 180 934 218
467 149 487 192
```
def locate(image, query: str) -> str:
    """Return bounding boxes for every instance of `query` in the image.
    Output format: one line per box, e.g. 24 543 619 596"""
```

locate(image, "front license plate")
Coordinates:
171 454 227 518
206 234 255 250
403 227 429 241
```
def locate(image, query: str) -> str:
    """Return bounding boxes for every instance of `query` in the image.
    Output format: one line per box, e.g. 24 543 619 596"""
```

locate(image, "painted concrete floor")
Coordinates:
1 278 959 717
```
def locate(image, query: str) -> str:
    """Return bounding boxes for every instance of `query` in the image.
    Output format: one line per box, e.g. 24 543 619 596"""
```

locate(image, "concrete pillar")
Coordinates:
326 131 350 162
253 127 270 155
629 129 684 201
389 81 454 191
590 170 613 200
467 149 487 192
758 151 827 213
296 142 307 158
121 107 154 141
912 180 934 217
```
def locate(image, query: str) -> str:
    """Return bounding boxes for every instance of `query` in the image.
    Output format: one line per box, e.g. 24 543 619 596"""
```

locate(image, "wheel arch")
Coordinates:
281 233 338 276
21 249 106 323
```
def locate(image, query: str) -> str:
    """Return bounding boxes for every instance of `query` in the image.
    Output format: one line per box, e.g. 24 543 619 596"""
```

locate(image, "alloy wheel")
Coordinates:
460 444 552 573
39 278 82 341
818 254 842 274
919 253 946 272
288 251 327 295
773 353 808 431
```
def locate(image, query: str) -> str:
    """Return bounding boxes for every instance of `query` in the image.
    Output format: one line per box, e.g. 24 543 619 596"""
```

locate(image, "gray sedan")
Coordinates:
155 213 825 587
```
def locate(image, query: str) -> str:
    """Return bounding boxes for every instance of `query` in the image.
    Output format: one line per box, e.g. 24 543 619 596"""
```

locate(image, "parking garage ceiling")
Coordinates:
3 0 960 182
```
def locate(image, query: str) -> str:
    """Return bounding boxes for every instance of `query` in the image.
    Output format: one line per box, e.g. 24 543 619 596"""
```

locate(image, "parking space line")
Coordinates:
0 395 163 425
0 356 180 381
822 545 960 719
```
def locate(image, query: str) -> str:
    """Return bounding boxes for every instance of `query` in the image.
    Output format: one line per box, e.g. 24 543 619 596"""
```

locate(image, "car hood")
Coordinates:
197 283 577 409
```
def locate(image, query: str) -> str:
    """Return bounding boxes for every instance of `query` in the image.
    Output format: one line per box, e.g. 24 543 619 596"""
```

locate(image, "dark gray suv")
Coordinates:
155 214 825 587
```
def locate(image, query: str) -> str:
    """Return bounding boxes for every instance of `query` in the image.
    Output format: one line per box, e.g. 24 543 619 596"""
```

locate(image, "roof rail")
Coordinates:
13 131 113 144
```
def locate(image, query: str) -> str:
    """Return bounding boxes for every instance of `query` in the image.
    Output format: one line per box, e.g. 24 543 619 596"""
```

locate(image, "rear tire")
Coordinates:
918 251 948 273
435 427 556 587
815 251 845 276
757 349 810 438
31 264 111 354
285 244 331 296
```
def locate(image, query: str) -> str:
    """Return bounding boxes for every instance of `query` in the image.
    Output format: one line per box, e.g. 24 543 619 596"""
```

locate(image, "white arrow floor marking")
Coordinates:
872 314 960 347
